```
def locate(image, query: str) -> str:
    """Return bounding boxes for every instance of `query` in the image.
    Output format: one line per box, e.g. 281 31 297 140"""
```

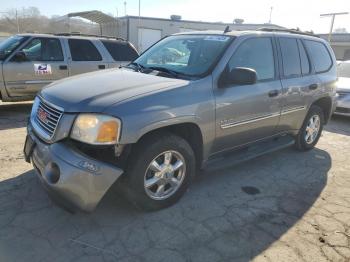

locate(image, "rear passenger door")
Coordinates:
277 37 318 132
2 37 68 97
66 39 108 75
101 40 139 68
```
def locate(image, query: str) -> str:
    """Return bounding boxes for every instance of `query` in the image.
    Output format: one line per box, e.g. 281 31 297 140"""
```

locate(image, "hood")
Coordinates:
41 68 188 112
336 77 350 93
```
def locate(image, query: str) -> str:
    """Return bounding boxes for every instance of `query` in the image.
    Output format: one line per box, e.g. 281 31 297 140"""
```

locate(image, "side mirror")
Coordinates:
219 67 257 87
12 51 27 62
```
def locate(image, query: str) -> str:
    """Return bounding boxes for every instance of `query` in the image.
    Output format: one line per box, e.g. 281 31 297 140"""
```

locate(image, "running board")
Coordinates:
204 135 295 172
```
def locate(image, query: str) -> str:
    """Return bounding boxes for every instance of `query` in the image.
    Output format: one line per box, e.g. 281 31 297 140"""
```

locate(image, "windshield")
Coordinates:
134 34 233 77
0 35 28 60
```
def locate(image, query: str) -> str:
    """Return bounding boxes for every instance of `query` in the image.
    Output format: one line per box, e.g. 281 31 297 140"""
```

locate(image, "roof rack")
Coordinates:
257 28 319 37
54 32 127 41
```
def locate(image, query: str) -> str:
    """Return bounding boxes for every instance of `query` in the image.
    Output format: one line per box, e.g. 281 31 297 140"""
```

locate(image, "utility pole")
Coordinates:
15 9 19 33
320 12 349 42
124 1 127 16
138 0 141 17
269 6 273 24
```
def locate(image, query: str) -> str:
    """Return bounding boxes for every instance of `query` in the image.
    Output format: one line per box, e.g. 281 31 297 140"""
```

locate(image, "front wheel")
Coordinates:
122 132 195 211
295 105 324 151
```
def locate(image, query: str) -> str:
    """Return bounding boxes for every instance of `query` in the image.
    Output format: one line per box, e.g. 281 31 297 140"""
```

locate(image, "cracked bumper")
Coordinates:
27 125 124 212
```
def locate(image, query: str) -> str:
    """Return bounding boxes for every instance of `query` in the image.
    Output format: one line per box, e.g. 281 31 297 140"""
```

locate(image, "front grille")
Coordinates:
34 99 63 138
335 107 350 114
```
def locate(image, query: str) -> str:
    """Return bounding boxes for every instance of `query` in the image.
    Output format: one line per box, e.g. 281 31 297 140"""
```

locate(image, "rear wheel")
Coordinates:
295 105 324 151
122 132 195 211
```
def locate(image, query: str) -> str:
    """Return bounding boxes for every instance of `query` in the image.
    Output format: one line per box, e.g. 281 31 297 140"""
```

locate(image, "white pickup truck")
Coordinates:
0 33 138 102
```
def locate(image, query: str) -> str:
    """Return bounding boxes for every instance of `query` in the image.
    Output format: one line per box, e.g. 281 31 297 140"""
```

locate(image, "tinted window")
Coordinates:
228 37 275 81
18 38 63 61
298 40 311 75
304 40 332 73
279 38 301 77
101 40 138 61
68 39 102 61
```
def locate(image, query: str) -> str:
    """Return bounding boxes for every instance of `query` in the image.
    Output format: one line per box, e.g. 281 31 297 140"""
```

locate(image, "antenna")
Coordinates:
269 6 273 24
224 26 230 33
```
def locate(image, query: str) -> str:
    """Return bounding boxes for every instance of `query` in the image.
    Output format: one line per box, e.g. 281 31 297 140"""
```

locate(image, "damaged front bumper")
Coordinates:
26 124 124 212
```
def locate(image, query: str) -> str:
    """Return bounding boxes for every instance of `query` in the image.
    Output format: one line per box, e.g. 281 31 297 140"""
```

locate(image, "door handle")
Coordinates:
98 65 106 69
309 83 318 90
59 65 67 70
268 90 279 97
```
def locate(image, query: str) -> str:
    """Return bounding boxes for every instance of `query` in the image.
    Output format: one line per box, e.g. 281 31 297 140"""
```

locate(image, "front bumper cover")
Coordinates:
28 125 124 212
334 93 350 116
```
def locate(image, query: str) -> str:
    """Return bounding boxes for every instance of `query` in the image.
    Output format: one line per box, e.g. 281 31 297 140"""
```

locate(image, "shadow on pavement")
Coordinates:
325 115 350 136
0 147 331 261
0 102 32 131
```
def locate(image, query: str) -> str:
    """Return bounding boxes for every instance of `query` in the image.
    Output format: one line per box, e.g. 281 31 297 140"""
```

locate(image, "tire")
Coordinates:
122 132 196 211
295 105 324 151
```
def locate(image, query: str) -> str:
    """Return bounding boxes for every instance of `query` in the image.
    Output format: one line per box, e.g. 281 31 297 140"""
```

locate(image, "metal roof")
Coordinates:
118 15 285 29
67 10 116 24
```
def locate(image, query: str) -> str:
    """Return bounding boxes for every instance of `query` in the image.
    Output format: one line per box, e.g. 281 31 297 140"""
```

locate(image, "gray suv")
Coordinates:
0 33 138 102
24 29 337 212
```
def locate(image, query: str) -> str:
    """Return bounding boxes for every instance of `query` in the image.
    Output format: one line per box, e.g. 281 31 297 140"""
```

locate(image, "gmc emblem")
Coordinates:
37 108 49 124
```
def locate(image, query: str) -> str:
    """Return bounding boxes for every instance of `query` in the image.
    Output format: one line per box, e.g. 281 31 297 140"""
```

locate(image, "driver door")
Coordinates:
3 37 68 98
212 37 283 153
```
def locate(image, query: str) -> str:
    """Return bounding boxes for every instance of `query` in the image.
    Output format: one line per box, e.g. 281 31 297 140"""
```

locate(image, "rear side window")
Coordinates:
298 40 311 75
68 39 102 61
279 38 301 77
304 40 332 73
101 40 138 61
228 37 275 81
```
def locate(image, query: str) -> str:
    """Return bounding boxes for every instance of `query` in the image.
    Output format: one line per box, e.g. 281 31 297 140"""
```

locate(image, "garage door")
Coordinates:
138 28 162 53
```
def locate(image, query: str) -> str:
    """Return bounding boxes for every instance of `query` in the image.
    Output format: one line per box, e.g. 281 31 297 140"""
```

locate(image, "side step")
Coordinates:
204 135 295 172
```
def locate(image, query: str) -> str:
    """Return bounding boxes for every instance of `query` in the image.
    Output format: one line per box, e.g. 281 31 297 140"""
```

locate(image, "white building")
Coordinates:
113 16 284 52
66 11 285 53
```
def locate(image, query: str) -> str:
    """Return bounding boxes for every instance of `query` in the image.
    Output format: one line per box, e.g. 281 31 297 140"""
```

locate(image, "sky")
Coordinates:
1 0 350 33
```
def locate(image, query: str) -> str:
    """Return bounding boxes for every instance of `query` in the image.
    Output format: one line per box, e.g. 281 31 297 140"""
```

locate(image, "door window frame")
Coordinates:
297 39 312 77
302 39 333 74
278 37 303 79
67 38 103 62
9 37 64 62
223 36 279 84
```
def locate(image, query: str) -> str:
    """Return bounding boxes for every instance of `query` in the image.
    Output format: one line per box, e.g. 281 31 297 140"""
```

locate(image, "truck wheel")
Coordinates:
295 105 324 151
123 132 195 211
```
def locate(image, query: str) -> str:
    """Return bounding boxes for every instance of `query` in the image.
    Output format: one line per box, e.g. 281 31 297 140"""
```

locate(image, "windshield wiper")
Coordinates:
146 66 183 78
123 62 145 72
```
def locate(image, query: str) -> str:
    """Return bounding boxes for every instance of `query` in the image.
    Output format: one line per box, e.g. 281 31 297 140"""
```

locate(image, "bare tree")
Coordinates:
0 7 100 35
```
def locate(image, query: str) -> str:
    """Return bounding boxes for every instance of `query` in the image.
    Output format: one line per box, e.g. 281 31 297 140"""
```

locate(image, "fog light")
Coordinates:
44 162 60 184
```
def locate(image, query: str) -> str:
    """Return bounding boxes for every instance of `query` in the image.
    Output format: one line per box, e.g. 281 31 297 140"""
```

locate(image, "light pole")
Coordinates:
320 12 349 42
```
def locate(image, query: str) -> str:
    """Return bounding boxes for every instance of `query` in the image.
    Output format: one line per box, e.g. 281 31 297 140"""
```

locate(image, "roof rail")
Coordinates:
54 32 127 41
257 28 319 37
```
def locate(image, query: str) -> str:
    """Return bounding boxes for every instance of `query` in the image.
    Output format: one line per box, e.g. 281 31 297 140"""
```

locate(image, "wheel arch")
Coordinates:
311 96 333 124
132 122 204 170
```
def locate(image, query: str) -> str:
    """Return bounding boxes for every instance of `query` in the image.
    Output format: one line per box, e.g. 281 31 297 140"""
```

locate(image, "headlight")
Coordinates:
71 114 121 145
